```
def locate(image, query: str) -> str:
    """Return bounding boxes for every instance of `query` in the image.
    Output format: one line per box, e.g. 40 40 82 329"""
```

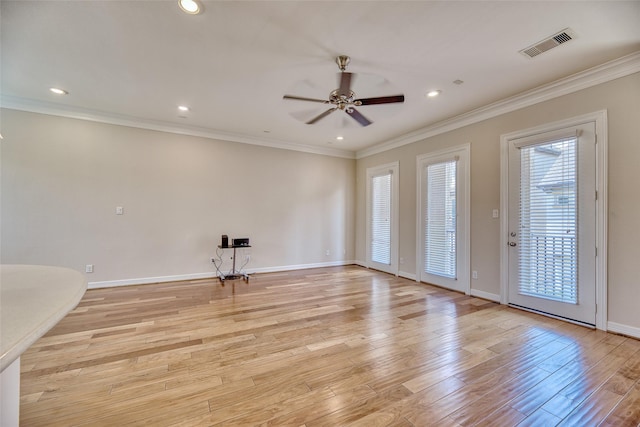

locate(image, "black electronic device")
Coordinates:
233 238 250 247
221 234 229 248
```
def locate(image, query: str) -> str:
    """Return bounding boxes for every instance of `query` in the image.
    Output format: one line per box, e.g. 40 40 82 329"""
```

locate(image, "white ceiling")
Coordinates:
2 1 639 157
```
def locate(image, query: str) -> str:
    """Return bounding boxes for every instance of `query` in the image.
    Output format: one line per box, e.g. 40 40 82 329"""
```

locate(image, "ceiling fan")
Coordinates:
283 55 404 127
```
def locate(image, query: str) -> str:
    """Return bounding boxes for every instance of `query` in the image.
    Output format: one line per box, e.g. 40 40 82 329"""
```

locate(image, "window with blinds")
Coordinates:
371 172 392 265
518 137 578 303
425 160 457 278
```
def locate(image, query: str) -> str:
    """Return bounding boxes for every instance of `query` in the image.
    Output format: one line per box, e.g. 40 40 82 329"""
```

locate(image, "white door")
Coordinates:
366 162 399 275
417 146 469 293
507 123 596 325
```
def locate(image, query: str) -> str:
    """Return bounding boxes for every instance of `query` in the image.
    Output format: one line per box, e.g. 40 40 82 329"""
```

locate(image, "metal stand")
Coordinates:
214 245 251 283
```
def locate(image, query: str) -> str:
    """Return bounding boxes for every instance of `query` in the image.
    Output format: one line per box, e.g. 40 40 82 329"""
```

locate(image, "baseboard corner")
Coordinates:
607 321 640 340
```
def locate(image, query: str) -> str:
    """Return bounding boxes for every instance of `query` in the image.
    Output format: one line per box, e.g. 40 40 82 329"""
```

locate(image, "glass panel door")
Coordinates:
508 123 596 325
366 162 399 275
418 146 469 293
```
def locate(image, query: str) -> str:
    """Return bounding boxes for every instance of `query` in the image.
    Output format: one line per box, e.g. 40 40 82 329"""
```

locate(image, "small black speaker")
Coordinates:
221 234 228 248
233 238 250 247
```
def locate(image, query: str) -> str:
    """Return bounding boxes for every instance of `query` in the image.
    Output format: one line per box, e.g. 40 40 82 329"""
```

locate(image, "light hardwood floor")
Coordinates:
20 266 640 426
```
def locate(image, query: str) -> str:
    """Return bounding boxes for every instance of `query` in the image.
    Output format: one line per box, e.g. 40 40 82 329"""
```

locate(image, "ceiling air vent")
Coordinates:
520 28 576 58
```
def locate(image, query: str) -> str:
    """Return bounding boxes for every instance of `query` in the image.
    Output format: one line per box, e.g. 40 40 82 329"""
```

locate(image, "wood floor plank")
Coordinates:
18 265 640 426
601 381 640 426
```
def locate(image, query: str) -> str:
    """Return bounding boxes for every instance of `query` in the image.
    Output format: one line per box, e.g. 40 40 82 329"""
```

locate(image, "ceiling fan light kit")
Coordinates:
283 55 404 127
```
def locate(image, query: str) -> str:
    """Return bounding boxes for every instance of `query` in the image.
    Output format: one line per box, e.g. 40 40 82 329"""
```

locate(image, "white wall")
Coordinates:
2 72 639 335
356 72 640 333
1 110 356 285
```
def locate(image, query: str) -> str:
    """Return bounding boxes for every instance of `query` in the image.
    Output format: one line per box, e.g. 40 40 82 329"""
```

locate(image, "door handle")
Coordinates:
509 242 517 247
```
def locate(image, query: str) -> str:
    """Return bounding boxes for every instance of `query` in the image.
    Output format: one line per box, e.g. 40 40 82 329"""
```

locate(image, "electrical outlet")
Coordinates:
326 250 330 256
492 209 499 218
245 254 251 261
85 264 94 273
116 206 124 215
472 270 478 279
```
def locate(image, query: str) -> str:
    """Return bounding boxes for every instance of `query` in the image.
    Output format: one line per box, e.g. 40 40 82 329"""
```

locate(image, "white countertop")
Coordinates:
1 265 87 372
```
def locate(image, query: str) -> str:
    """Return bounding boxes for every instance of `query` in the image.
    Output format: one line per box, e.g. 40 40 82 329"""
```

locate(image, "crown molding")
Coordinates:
356 51 640 159
0 96 356 160
3 51 638 161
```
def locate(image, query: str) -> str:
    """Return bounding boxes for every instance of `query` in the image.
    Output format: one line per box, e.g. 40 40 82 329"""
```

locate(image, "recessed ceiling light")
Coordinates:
178 105 190 112
426 90 441 98
178 0 201 14
336 136 344 141
49 87 68 95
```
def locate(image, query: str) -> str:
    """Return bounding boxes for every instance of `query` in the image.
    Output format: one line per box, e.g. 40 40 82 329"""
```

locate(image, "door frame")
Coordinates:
366 161 399 275
416 144 470 294
500 110 608 330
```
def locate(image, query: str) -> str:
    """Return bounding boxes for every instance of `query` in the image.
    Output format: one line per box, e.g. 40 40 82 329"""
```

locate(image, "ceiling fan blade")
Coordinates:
356 95 405 105
306 107 337 125
283 95 330 104
347 108 372 127
338 72 353 97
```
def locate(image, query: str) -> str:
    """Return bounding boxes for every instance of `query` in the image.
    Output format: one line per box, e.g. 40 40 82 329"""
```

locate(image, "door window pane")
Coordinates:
519 138 577 303
371 173 391 265
425 160 457 278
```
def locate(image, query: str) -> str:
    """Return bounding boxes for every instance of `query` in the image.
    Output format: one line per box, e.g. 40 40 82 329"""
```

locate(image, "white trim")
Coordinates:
357 51 640 159
594 112 608 332
88 260 357 289
353 260 368 269
0 357 20 427
509 304 596 330
89 271 217 288
398 271 417 281
2 53 637 161
607 322 640 340
246 260 356 275
415 144 471 295
0 95 355 160
365 162 400 275
470 289 501 303
499 138 511 305
500 110 608 330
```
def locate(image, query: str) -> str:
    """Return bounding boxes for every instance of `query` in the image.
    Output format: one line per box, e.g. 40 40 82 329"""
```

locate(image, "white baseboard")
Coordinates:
470 288 501 302
246 260 356 275
349 262 417 281
88 260 357 289
88 272 216 289
607 321 640 340
398 271 417 281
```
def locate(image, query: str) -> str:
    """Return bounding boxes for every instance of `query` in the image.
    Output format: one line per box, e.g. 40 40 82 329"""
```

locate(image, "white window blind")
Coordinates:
371 172 392 265
519 137 578 303
425 160 457 278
